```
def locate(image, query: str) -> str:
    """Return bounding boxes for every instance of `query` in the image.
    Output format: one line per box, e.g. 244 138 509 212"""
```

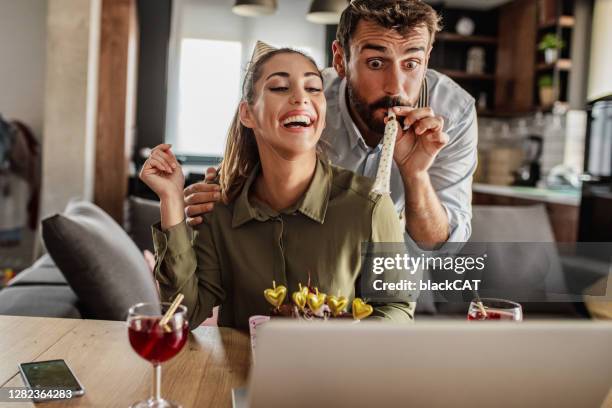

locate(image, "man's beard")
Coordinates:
346 78 414 135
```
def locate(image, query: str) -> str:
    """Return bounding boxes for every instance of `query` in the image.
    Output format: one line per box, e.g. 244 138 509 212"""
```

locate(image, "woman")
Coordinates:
140 46 413 331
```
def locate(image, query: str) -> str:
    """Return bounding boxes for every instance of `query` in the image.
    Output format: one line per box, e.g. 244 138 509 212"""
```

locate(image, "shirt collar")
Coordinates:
231 158 332 228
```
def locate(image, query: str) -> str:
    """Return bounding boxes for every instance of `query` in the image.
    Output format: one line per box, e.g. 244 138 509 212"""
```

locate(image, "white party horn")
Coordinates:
371 108 398 194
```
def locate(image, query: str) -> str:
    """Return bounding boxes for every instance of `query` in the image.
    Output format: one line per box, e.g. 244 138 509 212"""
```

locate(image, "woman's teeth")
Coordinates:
281 115 312 128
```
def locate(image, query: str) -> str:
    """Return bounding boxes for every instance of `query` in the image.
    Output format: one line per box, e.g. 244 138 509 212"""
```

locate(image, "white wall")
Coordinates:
166 0 328 150
40 0 101 219
0 0 48 139
176 0 326 68
588 0 612 101
242 0 327 68
178 0 245 41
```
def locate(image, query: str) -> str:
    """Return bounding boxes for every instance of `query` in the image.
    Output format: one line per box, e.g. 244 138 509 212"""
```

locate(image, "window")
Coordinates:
173 39 242 157
165 0 327 161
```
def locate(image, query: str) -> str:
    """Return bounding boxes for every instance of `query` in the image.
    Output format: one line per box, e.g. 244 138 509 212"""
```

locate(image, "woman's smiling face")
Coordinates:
240 52 326 160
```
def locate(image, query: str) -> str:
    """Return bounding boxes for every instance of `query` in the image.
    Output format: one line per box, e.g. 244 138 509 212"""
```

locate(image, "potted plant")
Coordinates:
538 75 555 107
538 33 565 64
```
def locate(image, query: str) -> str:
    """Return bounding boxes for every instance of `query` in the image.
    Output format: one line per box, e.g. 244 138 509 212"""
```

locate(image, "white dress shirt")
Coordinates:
320 67 478 247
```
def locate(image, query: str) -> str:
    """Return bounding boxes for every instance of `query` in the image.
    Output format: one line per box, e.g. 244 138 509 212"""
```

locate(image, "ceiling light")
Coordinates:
232 0 277 17
306 0 348 24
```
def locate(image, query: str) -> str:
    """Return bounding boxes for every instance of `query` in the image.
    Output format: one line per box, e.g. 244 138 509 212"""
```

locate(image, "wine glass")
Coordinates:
467 298 523 321
127 302 189 408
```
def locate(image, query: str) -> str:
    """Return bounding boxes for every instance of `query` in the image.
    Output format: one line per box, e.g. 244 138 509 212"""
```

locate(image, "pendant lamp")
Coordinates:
306 0 347 24
232 0 277 17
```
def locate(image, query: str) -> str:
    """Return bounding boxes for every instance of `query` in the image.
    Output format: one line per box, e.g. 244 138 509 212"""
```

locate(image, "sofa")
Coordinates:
0 197 161 319
0 199 601 320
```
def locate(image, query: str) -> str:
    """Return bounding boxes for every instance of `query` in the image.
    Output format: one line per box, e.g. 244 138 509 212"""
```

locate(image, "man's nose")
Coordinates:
382 63 404 97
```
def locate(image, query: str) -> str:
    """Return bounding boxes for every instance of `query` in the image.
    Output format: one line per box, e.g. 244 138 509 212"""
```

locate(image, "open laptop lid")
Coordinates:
247 321 612 408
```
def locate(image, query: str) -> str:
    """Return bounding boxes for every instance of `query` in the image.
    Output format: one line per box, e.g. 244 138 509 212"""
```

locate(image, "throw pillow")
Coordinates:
42 200 159 320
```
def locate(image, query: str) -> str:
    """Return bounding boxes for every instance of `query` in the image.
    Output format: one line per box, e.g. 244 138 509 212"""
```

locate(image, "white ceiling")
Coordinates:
425 0 512 10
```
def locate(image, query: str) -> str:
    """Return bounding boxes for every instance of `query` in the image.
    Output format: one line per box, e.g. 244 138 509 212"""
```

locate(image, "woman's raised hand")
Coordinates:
139 144 185 200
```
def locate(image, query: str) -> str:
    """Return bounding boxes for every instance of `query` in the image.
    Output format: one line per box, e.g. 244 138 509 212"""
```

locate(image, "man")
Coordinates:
184 0 477 250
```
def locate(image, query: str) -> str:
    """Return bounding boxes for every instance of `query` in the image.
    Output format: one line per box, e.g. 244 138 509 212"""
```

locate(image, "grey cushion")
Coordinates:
470 204 557 242
414 268 436 315
42 200 159 320
7 254 67 286
435 205 575 315
0 285 81 318
126 197 161 252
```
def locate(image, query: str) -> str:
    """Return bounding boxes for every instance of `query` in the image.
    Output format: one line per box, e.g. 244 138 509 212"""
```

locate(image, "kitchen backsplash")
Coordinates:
476 109 586 187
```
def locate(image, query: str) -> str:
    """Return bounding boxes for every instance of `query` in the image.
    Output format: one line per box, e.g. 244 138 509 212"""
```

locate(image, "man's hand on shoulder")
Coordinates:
183 167 222 227
390 106 449 180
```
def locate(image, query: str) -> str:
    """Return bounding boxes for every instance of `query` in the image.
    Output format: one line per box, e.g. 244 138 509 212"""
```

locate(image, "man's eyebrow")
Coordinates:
404 46 426 54
359 43 426 55
360 43 387 53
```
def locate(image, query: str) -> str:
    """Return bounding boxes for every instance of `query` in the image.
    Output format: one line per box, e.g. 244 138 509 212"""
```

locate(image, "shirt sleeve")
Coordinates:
152 219 225 330
367 194 415 322
404 99 478 252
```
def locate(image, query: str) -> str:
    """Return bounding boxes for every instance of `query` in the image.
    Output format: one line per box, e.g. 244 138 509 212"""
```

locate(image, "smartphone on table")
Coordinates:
18 359 85 402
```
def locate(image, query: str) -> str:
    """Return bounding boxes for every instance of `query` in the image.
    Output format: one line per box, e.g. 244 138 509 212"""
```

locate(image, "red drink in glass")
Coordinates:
467 309 518 321
467 298 523 321
129 317 189 364
127 301 189 408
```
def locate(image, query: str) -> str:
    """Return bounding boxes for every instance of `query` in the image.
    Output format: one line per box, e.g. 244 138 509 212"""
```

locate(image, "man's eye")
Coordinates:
405 61 420 70
366 59 384 69
270 87 289 92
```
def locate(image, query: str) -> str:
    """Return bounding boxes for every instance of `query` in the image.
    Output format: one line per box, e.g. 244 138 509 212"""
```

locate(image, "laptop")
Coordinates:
242 321 612 408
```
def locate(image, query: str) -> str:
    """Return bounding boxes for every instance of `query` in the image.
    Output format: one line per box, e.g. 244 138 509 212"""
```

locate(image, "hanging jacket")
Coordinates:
9 121 41 229
0 115 40 230
0 115 15 170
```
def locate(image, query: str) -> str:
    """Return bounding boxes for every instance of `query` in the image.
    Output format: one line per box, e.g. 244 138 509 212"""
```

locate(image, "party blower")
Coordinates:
371 108 399 194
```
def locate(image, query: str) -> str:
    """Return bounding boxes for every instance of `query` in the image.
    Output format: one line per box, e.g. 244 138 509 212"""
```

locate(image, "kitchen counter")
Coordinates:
472 183 581 207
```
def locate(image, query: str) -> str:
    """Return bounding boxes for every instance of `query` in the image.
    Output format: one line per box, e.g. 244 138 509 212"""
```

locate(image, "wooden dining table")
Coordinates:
0 315 251 407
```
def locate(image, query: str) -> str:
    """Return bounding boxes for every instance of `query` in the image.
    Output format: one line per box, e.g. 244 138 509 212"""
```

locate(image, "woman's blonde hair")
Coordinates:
218 48 323 203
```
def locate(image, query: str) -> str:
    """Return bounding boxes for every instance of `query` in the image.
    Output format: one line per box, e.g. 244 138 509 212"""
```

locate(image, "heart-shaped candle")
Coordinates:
352 298 373 320
292 285 308 311
298 283 309 298
327 295 348 317
307 288 326 312
264 281 287 309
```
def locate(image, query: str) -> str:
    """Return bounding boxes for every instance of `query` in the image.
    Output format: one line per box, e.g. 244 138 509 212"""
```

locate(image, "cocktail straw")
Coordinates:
473 290 487 318
159 293 184 332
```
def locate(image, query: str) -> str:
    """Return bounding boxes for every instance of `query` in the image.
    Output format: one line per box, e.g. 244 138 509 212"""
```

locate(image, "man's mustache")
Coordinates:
369 96 412 111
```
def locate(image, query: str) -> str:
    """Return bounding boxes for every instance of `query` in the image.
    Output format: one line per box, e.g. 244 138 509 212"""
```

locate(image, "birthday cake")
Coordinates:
263 281 374 321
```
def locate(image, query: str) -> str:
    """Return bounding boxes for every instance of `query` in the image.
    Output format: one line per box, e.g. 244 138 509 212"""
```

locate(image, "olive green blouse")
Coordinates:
152 159 414 331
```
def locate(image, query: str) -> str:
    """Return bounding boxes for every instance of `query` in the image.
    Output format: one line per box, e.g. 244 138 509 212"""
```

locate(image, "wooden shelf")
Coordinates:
536 59 572 71
538 15 575 29
437 32 498 45
439 70 495 81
